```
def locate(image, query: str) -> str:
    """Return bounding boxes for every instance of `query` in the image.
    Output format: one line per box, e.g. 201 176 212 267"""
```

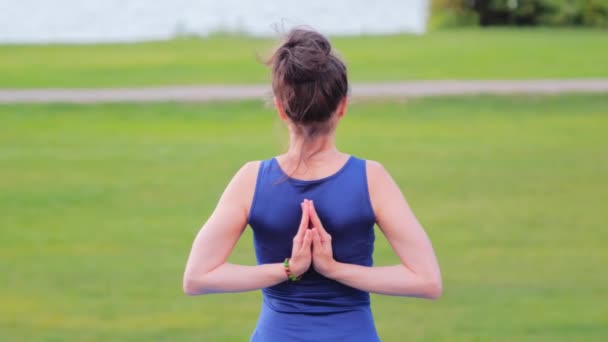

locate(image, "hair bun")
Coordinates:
267 27 348 128
277 29 333 82
284 29 331 55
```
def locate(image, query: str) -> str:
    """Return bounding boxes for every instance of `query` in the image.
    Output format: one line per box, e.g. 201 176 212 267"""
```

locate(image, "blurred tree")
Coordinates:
430 0 608 28
429 0 479 29
582 0 608 26
474 0 549 25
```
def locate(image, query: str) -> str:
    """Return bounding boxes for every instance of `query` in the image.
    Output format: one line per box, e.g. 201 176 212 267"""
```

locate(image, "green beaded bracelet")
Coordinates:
283 258 301 282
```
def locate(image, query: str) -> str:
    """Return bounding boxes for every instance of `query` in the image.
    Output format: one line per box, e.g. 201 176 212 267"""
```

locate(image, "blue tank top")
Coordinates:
248 155 376 313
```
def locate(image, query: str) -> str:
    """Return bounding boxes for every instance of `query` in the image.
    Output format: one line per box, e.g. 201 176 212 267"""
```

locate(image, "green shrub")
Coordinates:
473 0 543 25
581 0 608 26
538 0 585 25
537 0 608 26
429 0 479 29
429 0 608 28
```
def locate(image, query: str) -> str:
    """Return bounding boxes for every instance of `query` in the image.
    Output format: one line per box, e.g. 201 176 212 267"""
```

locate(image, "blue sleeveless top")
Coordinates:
248 155 377 313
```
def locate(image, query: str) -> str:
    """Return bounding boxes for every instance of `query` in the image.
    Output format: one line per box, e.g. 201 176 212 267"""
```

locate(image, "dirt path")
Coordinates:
1 80 607 103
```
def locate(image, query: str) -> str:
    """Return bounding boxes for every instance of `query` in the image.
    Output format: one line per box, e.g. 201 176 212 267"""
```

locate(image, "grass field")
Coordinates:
1 29 608 88
1 94 607 341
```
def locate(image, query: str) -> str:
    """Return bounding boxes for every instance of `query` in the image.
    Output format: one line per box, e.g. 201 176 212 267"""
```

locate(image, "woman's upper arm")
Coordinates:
366 160 440 279
184 161 261 276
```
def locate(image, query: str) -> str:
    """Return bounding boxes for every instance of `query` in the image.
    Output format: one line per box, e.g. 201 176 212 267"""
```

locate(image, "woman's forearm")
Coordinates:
327 262 442 299
183 262 287 296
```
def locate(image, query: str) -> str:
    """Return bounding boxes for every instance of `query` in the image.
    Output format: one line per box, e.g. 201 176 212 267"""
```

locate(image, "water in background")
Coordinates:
0 0 428 44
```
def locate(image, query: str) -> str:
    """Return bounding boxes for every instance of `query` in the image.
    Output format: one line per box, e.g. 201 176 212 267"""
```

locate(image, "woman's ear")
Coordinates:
336 97 348 119
274 97 288 121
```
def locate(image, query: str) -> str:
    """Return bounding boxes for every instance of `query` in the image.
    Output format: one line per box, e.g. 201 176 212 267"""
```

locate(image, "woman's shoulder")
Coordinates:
242 160 263 170
345 156 392 187
235 160 263 180
364 159 386 174
349 156 387 176
223 161 263 215
362 159 395 195
224 160 263 193
339 155 390 180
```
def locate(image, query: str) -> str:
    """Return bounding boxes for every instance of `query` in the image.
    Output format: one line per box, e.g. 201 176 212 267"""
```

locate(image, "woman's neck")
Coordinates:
284 133 339 162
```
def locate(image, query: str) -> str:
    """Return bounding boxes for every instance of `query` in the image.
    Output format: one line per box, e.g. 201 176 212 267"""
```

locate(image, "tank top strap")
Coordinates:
340 156 376 222
248 158 273 223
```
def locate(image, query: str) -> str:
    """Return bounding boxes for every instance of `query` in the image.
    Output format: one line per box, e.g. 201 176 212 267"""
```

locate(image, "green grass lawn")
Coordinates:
1 95 607 341
1 29 607 88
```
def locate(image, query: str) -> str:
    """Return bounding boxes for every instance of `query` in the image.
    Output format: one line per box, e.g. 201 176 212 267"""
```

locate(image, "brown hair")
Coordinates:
266 28 349 172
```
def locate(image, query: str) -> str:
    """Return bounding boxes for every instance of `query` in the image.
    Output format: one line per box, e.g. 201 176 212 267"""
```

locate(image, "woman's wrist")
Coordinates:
319 260 341 280
283 258 302 281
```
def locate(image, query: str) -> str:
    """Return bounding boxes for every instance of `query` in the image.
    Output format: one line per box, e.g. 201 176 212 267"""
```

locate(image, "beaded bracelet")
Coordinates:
283 258 301 282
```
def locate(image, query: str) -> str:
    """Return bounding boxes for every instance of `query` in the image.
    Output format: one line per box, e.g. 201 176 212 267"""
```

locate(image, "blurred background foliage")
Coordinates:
430 0 608 29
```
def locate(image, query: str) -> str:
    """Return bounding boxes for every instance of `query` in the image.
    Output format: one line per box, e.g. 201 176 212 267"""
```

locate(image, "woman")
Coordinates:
183 28 442 341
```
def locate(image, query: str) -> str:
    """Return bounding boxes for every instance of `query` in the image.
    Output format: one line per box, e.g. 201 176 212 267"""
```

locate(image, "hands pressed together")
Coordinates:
288 199 336 279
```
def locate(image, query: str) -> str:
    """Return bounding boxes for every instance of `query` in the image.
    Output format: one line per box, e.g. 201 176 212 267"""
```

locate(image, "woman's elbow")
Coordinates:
423 276 443 300
183 274 212 296
183 275 199 296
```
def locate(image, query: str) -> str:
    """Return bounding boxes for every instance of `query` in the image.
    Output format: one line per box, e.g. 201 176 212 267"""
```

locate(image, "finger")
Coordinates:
301 229 313 252
311 228 322 249
292 202 307 249
308 200 329 237
295 200 310 239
